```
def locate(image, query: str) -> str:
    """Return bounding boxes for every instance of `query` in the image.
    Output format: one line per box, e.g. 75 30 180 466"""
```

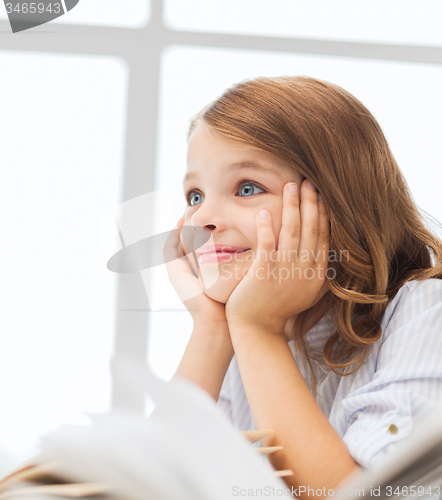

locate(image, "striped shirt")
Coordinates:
216 278 442 470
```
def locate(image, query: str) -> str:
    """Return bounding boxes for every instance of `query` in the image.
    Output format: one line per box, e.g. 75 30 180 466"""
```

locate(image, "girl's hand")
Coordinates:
225 179 330 335
163 216 229 328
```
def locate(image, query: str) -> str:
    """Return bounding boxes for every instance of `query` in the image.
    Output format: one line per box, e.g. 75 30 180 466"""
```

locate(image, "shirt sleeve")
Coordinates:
216 361 233 423
341 278 442 470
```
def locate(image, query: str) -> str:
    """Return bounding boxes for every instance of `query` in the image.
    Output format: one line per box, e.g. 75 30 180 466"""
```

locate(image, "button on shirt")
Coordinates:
216 278 442 470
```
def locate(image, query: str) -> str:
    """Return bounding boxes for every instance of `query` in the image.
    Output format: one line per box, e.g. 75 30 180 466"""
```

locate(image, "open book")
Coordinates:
0 357 288 500
0 356 441 500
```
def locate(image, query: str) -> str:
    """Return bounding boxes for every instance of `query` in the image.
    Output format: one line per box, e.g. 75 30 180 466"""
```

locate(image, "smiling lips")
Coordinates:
195 244 250 264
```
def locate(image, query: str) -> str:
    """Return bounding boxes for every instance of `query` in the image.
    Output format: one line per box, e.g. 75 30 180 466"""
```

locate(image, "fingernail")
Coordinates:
259 210 268 218
289 183 298 195
306 180 316 191
318 193 324 203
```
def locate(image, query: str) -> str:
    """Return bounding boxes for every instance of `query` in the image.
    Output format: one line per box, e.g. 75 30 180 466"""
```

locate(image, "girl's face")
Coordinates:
181 122 303 304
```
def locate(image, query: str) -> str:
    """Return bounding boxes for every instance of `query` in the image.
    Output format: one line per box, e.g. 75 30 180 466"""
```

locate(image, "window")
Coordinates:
0 0 150 28
165 0 442 47
0 51 128 466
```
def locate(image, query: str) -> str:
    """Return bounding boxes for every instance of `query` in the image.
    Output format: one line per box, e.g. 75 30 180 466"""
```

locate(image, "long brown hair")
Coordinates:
187 76 442 397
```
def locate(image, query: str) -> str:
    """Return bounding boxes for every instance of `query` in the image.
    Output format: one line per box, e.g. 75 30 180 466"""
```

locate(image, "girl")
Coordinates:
163 76 442 497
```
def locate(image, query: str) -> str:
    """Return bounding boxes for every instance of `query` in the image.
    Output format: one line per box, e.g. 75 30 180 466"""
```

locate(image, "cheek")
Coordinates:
241 204 283 250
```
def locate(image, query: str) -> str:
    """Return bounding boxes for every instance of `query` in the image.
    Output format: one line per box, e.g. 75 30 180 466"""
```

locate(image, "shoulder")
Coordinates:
372 278 442 371
403 277 442 299
381 278 442 336
340 279 442 469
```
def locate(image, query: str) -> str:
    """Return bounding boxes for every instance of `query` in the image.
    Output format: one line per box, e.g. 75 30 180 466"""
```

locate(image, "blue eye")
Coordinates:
184 179 266 206
189 192 204 206
239 181 265 197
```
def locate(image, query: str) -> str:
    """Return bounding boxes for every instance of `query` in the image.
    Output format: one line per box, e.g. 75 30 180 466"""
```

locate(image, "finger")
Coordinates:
255 209 276 265
314 192 329 264
163 217 184 263
177 216 186 258
162 218 204 304
164 218 195 280
313 194 330 294
298 179 319 262
278 182 300 263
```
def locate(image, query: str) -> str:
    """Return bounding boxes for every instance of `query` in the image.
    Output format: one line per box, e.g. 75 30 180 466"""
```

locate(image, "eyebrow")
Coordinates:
182 161 282 185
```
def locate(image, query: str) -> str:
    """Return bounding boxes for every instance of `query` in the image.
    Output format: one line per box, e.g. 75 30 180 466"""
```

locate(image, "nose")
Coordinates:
189 200 223 231
191 214 215 230
190 212 198 227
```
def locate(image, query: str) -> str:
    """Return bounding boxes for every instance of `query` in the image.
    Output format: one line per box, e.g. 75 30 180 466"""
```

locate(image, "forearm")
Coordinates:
172 322 234 401
229 324 359 498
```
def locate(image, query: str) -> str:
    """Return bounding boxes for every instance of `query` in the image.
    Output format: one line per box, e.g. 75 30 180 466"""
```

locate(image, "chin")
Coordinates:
203 279 238 304
189 258 251 304
200 262 247 304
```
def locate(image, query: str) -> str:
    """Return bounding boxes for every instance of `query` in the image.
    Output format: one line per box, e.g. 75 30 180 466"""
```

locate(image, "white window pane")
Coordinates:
164 0 442 47
0 51 128 473
0 0 150 28
148 45 442 380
